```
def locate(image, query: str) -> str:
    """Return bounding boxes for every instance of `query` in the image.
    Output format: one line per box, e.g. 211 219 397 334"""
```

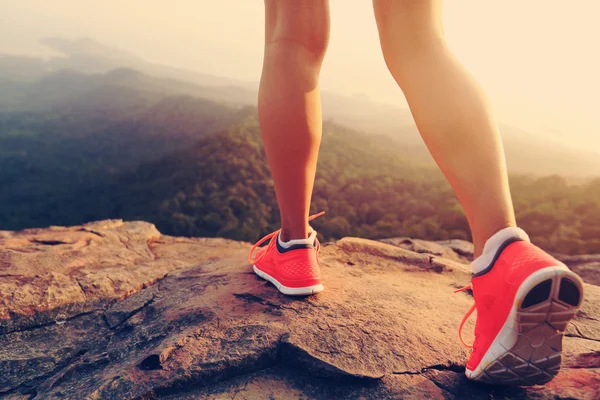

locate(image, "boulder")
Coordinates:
383 237 600 288
1 222 599 399
380 237 473 264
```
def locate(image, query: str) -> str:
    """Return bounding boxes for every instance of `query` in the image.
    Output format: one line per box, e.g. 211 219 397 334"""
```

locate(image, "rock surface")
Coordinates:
0 221 599 399
382 237 600 288
555 254 600 287
379 237 474 264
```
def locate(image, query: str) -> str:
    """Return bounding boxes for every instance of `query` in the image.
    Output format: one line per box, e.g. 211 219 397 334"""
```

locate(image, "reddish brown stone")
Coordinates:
0 222 598 399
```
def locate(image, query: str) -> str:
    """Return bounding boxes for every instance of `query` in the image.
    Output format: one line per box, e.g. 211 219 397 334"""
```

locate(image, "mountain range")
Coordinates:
0 38 599 255
1 37 599 177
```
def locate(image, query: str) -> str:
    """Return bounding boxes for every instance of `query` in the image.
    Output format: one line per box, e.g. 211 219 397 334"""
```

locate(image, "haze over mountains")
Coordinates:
1 37 599 177
0 38 599 255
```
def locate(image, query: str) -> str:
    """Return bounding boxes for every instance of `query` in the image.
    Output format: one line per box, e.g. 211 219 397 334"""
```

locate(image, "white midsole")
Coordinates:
253 265 324 296
465 265 579 379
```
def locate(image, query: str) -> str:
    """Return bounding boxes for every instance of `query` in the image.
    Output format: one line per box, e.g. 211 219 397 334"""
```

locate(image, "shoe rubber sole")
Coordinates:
253 265 324 296
466 266 584 386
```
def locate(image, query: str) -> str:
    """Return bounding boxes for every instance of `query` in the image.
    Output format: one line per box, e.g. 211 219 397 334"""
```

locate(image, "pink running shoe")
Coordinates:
456 229 584 386
249 212 325 296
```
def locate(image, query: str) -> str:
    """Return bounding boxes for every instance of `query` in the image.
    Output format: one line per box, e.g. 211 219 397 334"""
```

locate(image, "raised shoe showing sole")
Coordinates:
466 266 583 386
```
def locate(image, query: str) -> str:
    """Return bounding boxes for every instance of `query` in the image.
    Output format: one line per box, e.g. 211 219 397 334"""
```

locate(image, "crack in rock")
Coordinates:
30 239 69 246
79 228 104 238
393 363 465 376
233 293 298 315
75 278 88 299
3 309 108 335
105 294 156 329
568 322 600 343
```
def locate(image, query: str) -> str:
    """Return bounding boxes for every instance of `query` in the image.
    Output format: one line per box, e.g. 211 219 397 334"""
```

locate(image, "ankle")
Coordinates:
280 225 312 242
472 222 517 258
471 226 530 275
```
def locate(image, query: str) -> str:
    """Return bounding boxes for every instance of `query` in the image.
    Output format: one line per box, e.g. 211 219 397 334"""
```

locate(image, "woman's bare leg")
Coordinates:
373 0 516 257
258 0 329 241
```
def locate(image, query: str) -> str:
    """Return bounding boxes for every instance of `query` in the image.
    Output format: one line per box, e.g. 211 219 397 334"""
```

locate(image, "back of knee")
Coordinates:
265 2 329 62
268 33 329 63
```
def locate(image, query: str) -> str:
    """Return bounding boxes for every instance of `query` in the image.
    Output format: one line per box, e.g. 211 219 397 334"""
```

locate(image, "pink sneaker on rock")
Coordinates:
456 227 584 386
249 212 325 296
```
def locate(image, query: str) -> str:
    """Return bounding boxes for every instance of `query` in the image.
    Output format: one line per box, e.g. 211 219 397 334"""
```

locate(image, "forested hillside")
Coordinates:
0 69 598 255
98 113 600 255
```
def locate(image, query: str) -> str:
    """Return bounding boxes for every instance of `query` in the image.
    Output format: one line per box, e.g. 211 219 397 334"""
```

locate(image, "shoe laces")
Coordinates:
248 211 325 265
454 285 477 349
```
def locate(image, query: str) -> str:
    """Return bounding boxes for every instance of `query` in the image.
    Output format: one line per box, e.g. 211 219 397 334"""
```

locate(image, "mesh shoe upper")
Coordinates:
461 240 565 371
249 212 324 289
254 242 321 288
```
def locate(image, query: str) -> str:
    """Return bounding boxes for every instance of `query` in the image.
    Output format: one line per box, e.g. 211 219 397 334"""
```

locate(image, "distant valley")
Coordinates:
1 37 599 177
0 38 599 255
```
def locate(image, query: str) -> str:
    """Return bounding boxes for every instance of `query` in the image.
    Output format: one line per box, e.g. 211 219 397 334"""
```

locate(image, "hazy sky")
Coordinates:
1 1 598 152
